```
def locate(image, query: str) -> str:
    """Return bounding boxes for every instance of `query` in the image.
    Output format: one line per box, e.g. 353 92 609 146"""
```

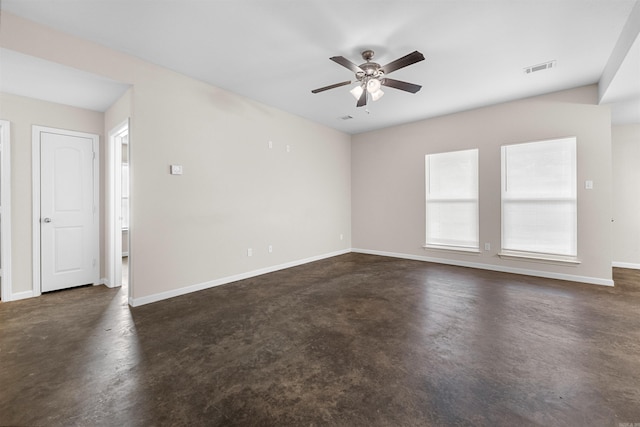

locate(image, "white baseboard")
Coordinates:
9 246 617 306
10 290 35 301
612 261 640 269
129 249 351 307
352 248 614 287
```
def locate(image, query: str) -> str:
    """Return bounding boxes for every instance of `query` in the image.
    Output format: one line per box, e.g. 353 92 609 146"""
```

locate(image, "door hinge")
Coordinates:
93 259 96 268
93 151 96 160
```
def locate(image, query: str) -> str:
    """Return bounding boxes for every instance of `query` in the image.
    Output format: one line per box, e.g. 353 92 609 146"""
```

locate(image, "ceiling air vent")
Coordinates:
339 115 354 120
524 60 557 74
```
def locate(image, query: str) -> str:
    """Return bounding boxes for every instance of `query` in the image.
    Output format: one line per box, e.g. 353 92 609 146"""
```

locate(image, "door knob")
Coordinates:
43 217 52 223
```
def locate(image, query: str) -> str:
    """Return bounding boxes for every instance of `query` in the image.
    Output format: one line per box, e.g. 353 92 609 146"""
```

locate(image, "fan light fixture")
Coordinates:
367 78 381 93
312 49 425 108
369 81 384 101
350 77 385 102
350 85 363 100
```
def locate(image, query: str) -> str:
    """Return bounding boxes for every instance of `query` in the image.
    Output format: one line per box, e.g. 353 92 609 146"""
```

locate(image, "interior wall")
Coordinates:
0 92 105 297
129 68 351 302
1 12 352 304
105 88 132 132
352 85 614 285
612 124 640 267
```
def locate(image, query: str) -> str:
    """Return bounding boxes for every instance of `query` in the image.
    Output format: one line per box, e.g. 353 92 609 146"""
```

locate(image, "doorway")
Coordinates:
32 126 99 295
107 120 130 296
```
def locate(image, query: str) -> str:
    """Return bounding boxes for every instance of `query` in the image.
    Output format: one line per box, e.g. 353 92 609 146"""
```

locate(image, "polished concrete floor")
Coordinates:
1 253 639 426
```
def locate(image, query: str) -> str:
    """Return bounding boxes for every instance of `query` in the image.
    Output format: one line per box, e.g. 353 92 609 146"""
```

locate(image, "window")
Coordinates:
425 149 479 251
501 137 577 259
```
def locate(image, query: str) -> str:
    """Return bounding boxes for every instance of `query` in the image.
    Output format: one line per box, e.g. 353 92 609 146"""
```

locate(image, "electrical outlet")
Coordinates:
268 140 273 149
340 234 344 241
484 243 491 251
268 245 273 253
247 248 252 257
170 164 183 175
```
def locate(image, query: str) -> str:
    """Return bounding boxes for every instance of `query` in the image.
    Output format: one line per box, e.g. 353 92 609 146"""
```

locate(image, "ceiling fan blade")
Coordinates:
330 56 364 73
311 80 352 94
356 87 367 107
380 51 425 74
381 78 422 93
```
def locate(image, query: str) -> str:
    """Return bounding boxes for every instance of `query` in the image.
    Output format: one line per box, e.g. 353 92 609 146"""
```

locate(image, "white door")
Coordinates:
39 129 98 292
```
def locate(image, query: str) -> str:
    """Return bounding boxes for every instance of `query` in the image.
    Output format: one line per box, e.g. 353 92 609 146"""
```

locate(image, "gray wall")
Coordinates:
352 85 614 285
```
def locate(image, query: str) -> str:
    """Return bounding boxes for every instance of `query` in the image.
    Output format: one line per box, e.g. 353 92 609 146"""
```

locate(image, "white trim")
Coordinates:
129 249 350 307
10 290 35 301
0 120 12 302
497 250 581 265
612 261 640 269
423 244 480 254
352 248 614 287
107 119 129 290
32 126 100 296
31 127 41 298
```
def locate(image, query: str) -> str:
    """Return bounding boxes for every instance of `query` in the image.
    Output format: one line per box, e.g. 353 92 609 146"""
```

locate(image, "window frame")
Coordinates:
424 148 480 252
499 137 579 263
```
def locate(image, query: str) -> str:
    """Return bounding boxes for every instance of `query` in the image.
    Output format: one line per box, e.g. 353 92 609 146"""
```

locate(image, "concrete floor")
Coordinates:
1 253 639 426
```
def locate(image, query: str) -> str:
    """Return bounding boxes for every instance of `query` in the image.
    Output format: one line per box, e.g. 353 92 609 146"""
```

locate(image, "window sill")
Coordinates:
423 244 480 255
498 251 581 265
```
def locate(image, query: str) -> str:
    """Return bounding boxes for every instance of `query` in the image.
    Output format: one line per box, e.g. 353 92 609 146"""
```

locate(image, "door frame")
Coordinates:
0 120 12 302
32 125 100 296
106 119 129 292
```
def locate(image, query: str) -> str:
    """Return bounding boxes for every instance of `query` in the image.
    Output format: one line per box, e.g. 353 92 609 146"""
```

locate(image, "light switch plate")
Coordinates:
170 164 183 175
585 180 593 190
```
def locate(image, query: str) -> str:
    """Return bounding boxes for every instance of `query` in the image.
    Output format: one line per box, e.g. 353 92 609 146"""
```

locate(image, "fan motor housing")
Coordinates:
360 62 380 75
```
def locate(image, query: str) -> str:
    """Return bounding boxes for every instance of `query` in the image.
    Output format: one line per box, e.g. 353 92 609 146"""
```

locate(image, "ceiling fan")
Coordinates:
312 49 425 107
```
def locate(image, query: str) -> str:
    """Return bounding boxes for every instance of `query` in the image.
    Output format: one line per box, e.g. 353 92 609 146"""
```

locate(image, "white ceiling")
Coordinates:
0 48 131 112
1 0 638 133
